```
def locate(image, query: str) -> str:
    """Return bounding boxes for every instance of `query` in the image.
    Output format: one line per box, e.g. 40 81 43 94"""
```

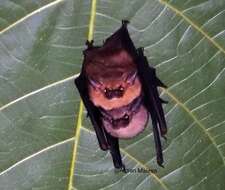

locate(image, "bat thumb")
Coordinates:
157 160 164 168
122 20 129 25
156 78 167 88
160 98 168 104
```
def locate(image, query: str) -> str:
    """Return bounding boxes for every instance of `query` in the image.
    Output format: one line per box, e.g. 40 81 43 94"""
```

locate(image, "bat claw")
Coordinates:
159 164 164 168
160 98 168 104
120 164 126 173
157 159 164 168
85 40 94 49
137 47 144 55
122 20 129 26
101 143 109 151
156 78 167 88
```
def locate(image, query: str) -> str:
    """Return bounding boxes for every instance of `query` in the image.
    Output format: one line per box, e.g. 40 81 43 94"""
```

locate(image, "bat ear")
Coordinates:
88 77 103 89
125 71 137 84
159 97 168 104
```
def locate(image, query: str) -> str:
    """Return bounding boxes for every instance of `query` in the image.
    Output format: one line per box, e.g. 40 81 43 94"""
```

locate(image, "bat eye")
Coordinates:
111 119 118 127
89 78 102 89
123 114 129 121
114 86 124 97
104 88 113 99
119 86 124 92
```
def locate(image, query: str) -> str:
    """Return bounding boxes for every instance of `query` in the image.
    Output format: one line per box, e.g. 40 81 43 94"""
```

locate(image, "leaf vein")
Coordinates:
0 75 77 111
81 127 169 190
0 0 65 35
162 88 225 165
159 0 225 55
0 138 74 177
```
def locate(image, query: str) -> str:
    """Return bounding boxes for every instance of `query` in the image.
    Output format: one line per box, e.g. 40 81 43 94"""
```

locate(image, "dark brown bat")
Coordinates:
75 20 168 170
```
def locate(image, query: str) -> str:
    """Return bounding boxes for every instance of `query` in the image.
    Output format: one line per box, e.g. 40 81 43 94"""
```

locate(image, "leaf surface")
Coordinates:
1 0 225 189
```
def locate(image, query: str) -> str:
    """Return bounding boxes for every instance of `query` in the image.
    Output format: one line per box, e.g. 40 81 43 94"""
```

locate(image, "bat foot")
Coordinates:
137 47 144 55
157 158 164 168
140 47 145 52
160 98 168 104
159 164 164 168
99 143 109 151
156 78 167 88
157 160 164 168
121 164 126 171
85 40 94 49
122 20 129 26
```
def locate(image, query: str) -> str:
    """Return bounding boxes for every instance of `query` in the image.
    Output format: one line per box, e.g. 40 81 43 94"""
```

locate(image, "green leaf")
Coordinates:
0 0 57 30
0 0 90 189
1 0 225 190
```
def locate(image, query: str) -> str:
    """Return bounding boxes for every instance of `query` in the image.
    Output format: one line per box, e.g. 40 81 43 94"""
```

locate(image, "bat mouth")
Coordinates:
101 96 149 138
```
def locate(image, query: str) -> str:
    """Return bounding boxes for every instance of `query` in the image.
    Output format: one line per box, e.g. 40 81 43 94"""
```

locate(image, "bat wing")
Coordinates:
107 21 167 139
136 48 167 167
75 73 124 169
75 73 109 151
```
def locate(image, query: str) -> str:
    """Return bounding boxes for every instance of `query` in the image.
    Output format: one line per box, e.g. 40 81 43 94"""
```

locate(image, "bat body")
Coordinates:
75 20 167 169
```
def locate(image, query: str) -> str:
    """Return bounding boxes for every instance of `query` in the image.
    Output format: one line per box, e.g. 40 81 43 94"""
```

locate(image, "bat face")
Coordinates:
75 20 168 168
102 98 149 138
88 75 142 110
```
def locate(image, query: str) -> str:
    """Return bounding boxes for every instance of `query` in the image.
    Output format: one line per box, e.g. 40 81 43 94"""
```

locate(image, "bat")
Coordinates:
75 20 168 170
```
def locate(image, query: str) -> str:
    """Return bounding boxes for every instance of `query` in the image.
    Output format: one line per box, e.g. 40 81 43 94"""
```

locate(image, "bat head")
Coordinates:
101 96 149 138
84 48 142 110
85 49 137 98
82 24 141 109
83 20 138 92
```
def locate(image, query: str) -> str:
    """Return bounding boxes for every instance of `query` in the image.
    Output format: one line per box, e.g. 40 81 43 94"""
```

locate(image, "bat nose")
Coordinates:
111 114 130 129
105 88 124 99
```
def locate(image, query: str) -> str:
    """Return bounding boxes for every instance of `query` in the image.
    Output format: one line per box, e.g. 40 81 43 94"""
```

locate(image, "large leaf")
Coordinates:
0 0 90 189
0 0 57 30
0 0 225 189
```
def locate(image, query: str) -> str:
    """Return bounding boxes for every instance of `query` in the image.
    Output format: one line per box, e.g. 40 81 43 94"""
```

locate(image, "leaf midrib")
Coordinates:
80 127 169 190
1 73 223 185
67 0 98 189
